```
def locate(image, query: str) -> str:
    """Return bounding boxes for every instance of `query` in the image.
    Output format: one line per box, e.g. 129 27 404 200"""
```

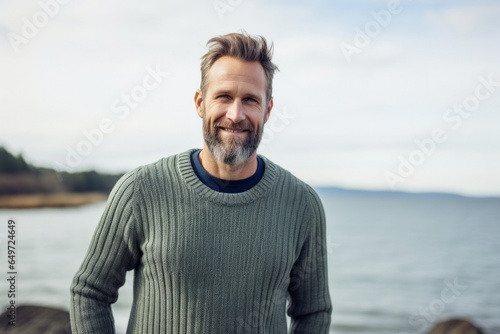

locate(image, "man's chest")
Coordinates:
138 201 307 287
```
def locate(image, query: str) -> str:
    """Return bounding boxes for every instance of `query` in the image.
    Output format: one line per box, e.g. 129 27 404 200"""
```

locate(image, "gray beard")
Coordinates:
203 117 263 166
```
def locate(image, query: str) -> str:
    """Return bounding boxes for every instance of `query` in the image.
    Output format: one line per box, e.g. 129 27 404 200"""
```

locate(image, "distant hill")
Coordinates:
314 186 498 199
0 146 34 174
0 146 123 196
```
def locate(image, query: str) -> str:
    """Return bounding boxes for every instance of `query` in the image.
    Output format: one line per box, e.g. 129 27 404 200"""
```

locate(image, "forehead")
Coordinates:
205 56 267 95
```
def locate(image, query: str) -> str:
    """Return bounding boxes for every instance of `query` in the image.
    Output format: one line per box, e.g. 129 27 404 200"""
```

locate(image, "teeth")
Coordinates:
224 128 244 133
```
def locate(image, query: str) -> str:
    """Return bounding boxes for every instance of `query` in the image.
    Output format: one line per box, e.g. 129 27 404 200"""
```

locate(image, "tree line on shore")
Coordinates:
0 146 123 195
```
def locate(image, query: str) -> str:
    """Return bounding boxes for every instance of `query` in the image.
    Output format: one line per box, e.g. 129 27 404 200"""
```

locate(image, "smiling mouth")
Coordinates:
218 127 249 134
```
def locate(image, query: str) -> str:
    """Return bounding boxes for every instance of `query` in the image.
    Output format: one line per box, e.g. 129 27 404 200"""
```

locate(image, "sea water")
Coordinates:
0 190 499 333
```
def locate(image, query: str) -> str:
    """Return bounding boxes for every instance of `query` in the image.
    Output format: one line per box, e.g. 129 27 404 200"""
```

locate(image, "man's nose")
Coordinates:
225 99 246 123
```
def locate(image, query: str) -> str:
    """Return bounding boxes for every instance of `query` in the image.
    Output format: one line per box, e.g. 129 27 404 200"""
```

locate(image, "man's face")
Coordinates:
195 56 273 165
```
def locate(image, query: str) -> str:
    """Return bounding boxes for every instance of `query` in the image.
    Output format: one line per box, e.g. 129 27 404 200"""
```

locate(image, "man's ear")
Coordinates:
264 96 274 123
194 89 204 118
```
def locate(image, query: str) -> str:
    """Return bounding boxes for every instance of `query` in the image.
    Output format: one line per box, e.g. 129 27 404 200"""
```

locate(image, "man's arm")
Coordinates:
70 170 142 333
288 187 332 334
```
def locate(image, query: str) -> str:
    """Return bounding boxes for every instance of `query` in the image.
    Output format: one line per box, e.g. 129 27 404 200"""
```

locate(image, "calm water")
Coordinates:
1 191 499 333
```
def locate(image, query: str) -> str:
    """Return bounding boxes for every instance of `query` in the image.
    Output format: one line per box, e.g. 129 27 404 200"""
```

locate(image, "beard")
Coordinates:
202 113 263 166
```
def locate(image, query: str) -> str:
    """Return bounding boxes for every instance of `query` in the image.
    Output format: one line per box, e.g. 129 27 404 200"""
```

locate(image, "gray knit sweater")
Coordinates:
70 149 332 333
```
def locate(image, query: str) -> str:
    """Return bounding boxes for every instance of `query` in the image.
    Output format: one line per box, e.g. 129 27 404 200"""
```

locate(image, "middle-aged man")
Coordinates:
70 32 332 333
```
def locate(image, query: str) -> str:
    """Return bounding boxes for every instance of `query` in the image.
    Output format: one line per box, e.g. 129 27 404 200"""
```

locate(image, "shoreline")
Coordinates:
0 192 108 209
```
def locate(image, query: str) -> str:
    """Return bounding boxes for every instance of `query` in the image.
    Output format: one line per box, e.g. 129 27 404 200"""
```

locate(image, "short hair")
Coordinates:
427 318 484 334
200 32 279 102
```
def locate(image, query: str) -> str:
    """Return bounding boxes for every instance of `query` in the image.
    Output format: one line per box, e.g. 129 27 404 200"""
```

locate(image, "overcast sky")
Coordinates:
1 0 499 196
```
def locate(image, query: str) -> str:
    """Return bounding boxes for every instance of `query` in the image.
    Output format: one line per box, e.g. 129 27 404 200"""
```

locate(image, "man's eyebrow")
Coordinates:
212 89 232 96
212 89 262 101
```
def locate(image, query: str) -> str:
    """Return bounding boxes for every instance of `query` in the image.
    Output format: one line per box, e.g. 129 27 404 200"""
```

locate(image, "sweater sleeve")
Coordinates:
70 169 142 333
287 187 332 334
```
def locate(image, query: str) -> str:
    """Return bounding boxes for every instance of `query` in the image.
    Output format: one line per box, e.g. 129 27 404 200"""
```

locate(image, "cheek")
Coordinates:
256 110 268 125
206 103 227 120
202 112 220 129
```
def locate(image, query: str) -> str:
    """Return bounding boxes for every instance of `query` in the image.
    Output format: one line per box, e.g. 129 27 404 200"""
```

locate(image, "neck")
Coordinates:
198 146 258 180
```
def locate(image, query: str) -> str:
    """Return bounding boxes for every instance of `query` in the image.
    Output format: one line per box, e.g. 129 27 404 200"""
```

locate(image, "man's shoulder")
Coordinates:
114 149 192 189
141 151 182 172
132 149 193 177
260 155 320 203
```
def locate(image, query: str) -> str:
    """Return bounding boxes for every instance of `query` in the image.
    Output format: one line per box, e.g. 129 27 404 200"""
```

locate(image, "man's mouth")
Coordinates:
218 127 249 134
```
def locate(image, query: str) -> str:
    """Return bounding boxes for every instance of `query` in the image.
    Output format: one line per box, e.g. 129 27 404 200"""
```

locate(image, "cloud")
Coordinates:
426 2 500 35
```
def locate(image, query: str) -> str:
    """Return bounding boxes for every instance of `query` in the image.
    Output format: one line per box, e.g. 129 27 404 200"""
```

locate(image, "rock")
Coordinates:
0 305 71 334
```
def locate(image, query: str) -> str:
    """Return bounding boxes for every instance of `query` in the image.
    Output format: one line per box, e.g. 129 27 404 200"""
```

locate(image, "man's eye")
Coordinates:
217 95 231 100
243 97 258 103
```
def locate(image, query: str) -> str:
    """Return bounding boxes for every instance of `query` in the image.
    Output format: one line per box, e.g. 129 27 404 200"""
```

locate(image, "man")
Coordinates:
70 32 332 333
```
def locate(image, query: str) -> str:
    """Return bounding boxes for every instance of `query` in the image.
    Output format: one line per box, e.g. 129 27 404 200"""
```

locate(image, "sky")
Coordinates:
1 0 499 196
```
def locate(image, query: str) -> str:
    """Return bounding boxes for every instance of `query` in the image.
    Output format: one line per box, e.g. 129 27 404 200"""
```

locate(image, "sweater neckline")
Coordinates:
177 149 277 206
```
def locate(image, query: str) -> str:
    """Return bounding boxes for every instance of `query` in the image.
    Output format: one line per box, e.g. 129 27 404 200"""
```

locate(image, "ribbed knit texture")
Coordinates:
70 149 332 334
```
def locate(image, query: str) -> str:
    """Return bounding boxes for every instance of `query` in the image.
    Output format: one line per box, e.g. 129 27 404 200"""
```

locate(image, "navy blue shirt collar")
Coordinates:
190 149 265 193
